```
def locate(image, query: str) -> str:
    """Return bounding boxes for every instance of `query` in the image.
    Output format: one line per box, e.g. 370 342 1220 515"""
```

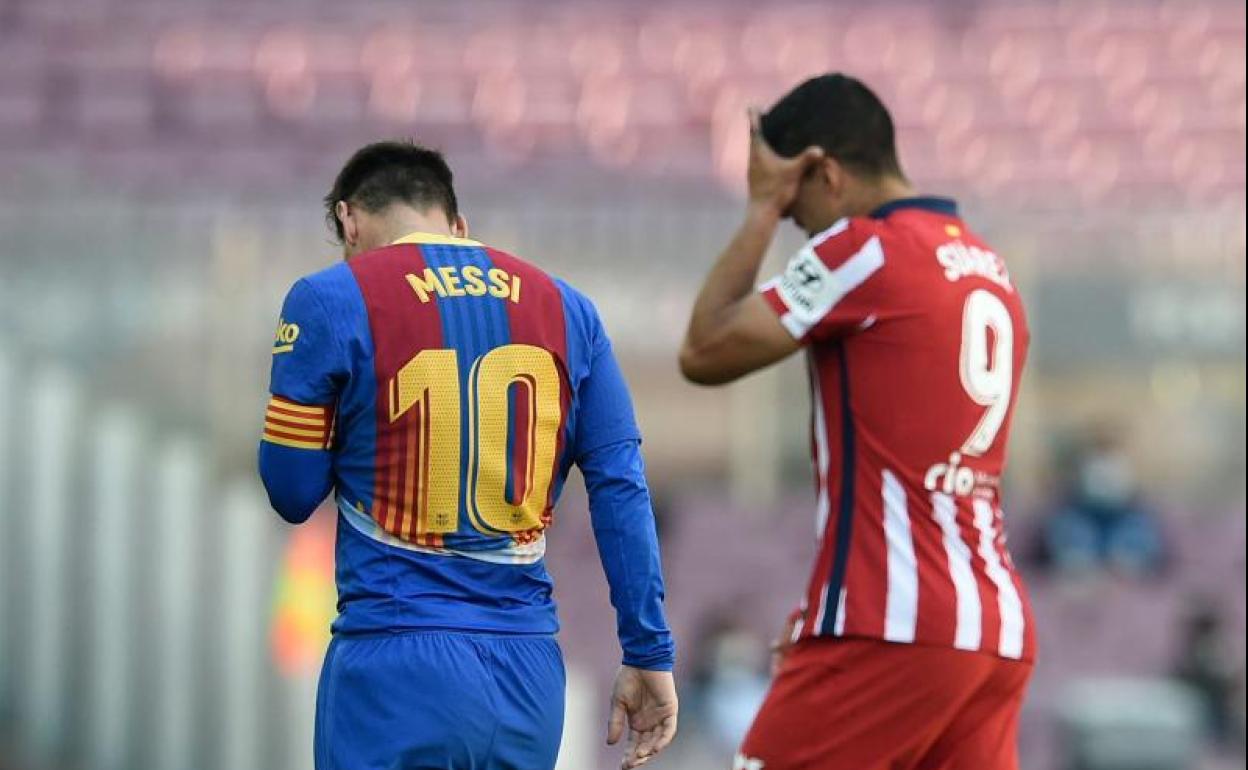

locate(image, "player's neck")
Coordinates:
379 207 459 245
384 218 455 243
850 176 917 218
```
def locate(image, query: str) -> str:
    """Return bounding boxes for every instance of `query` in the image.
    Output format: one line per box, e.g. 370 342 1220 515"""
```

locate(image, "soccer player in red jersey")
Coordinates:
681 74 1034 769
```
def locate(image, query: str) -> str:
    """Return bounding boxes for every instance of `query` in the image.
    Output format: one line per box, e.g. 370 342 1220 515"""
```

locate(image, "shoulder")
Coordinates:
805 216 886 269
549 276 605 335
476 243 595 317
550 275 594 314
479 243 558 285
772 218 887 307
296 261 352 293
295 261 361 310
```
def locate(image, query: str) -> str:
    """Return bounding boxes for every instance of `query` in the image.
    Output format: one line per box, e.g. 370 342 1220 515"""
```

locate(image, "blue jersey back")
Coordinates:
264 232 640 635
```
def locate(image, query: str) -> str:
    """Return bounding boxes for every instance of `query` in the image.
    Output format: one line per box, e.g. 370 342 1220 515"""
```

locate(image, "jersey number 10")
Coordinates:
386 343 562 537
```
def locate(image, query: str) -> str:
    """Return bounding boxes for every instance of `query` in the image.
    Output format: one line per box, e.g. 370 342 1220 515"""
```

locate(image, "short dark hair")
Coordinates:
324 140 459 241
761 74 904 179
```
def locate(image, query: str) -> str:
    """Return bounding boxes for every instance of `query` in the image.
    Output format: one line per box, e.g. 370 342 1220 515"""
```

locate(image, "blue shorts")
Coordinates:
315 632 566 770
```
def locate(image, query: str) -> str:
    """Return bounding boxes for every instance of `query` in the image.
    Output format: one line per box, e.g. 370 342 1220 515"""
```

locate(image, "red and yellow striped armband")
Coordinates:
263 396 335 450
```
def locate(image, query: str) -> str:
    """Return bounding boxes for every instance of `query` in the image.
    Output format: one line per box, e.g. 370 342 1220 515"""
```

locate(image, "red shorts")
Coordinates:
737 637 1033 770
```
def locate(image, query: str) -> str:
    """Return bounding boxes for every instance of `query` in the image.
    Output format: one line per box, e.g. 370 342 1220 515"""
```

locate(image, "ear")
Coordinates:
336 200 358 245
452 213 469 239
817 156 845 196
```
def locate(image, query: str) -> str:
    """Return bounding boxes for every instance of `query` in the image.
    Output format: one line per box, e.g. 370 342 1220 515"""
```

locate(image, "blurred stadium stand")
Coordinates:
0 0 1242 206
0 1 1244 769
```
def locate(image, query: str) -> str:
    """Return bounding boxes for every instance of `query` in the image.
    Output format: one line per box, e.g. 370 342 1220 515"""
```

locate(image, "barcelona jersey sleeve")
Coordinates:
566 304 673 670
259 278 348 523
268 278 349 408
571 312 643 458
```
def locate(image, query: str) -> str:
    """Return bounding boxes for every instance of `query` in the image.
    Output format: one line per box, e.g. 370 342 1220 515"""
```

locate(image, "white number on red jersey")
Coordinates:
958 289 1014 456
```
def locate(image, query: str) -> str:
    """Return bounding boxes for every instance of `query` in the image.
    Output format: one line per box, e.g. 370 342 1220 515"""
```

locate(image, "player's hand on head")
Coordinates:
606 666 679 769
746 107 824 217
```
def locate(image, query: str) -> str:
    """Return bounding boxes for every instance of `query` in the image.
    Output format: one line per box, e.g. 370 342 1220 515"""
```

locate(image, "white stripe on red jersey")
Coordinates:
932 492 983 651
759 197 1036 662
882 470 918 644
973 498 1026 658
810 362 832 540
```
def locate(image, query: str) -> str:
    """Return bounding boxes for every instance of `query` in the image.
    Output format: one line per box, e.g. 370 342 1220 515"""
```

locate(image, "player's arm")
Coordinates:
257 279 347 524
580 439 674 671
679 110 822 385
573 315 678 768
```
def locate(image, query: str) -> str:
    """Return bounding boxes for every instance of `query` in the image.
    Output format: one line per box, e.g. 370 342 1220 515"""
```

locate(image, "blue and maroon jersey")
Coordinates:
259 232 673 668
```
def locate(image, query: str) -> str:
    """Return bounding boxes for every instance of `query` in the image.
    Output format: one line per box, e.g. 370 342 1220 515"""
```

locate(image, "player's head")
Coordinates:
325 140 469 258
761 74 909 234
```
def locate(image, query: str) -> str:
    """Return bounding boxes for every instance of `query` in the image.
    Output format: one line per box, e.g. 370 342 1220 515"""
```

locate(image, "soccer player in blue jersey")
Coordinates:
257 141 678 770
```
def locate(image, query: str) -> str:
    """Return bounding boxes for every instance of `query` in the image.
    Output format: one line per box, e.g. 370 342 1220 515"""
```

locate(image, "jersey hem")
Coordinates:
801 631 1036 665
331 627 559 641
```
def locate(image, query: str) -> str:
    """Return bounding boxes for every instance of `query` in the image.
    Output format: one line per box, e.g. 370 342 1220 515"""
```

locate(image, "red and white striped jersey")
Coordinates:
760 197 1035 661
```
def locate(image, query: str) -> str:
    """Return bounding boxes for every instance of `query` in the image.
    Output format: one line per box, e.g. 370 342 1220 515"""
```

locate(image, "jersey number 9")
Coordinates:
958 289 1014 456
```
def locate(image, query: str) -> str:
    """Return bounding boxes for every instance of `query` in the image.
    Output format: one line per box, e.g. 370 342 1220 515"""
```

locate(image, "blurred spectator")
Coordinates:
1037 428 1168 578
684 610 771 757
1172 601 1243 748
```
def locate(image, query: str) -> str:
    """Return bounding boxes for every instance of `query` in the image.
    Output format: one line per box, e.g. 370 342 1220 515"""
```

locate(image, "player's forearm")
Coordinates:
581 440 676 671
680 204 781 376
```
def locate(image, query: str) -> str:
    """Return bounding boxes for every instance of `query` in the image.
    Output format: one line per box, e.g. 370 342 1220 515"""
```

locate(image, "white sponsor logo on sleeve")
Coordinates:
773 235 885 338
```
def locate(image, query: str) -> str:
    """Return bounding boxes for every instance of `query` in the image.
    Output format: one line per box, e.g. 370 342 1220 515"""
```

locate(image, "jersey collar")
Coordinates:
390 231 482 247
869 196 959 219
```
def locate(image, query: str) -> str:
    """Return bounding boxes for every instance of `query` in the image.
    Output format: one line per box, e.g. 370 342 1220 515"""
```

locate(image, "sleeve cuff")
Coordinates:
622 649 676 671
